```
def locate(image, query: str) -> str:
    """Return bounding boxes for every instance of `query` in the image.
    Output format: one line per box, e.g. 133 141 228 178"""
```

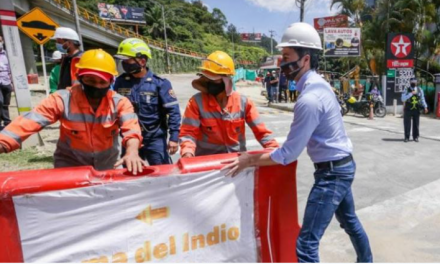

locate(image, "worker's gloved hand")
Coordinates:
114 151 148 176
182 153 194 158
168 141 178 155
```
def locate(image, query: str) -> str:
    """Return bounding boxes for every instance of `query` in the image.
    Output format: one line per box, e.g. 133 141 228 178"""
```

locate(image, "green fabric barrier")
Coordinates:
233 68 257 83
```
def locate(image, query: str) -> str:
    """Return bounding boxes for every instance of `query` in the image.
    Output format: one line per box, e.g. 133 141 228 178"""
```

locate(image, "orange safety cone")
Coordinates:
369 103 374 120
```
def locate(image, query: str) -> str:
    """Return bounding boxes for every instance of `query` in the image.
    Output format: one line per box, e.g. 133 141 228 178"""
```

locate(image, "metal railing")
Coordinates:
51 0 256 65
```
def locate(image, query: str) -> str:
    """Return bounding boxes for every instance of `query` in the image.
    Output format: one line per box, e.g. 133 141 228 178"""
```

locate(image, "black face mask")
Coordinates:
80 80 110 100
280 57 304 81
122 61 142 75
207 81 225 96
410 83 416 88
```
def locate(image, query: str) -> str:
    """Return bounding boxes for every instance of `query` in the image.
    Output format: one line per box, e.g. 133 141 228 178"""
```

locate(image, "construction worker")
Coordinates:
224 23 372 262
179 51 279 158
402 77 428 142
49 50 63 94
52 27 83 89
114 38 181 165
0 49 145 174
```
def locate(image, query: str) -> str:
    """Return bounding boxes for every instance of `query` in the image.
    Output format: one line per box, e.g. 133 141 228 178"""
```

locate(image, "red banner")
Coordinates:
314 15 348 31
387 59 414 68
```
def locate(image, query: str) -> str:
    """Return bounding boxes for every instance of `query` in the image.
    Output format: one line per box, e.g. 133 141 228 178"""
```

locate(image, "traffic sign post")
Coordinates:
17 7 58 97
0 2 43 148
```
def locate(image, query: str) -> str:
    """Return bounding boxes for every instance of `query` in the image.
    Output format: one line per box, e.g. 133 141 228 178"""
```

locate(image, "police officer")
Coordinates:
402 78 428 142
224 22 372 262
114 38 181 165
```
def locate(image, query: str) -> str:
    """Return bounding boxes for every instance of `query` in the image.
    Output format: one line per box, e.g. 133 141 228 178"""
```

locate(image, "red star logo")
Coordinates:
390 35 412 59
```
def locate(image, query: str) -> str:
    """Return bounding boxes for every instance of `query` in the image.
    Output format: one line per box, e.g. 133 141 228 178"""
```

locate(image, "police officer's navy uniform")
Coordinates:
401 84 427 141
114 69 181 165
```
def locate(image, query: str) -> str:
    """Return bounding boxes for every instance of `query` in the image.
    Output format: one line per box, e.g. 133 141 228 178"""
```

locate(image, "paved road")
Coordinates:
167 74 440 262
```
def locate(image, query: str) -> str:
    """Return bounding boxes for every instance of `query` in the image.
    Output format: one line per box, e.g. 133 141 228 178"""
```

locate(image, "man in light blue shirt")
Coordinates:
224 22 372 262
401 77 428 142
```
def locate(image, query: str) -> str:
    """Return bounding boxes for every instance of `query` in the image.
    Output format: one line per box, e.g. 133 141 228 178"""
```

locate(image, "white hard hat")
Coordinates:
51 50 63 61
277 22 322 50
51 27 80 41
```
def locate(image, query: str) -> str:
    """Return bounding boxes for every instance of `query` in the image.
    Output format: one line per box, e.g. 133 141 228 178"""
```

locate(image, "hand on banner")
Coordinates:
222 152 254 177
114 139 147 175
168 141 178 155
182 153 194 158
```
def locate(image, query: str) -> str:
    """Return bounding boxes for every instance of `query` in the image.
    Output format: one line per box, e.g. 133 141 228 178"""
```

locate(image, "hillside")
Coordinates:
77 0 277 66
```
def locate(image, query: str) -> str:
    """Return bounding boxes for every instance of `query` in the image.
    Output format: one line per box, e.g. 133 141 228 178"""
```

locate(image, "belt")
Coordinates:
314 155 353 170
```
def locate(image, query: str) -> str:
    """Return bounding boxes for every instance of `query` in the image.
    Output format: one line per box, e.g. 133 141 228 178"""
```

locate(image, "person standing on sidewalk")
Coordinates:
264 71 274 104
223 22 372 263
0 36 12 131
402 78 428 143
279 72 288 103
288 80 297 102
49 51 63 94
52 27 83 90
271 70 279 103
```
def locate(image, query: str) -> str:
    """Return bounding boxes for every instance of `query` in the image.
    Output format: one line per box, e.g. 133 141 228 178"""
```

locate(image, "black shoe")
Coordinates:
404 138 409 142
414 138 419 142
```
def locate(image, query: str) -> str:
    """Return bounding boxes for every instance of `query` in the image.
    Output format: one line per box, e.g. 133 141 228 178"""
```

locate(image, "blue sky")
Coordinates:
199 0 340 42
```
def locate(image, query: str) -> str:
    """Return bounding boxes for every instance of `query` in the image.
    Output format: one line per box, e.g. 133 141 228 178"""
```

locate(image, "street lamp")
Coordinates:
147 0 170 74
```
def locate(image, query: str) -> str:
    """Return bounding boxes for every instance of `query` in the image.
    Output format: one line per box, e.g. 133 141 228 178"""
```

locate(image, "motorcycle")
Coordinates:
370 94 387 118
343 93 370 117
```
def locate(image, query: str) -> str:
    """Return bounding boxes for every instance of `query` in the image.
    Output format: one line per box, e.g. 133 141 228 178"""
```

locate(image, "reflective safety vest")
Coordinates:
0 84 142 170
179 91 279 156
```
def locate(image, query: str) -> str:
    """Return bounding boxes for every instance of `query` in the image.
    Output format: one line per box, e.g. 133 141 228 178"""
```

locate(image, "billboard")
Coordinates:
98 3 145 24
323 27 361 57
313 15 348 32
240 33 262 42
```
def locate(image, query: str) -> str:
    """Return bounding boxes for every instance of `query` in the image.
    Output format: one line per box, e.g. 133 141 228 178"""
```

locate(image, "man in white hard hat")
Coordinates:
224 22 372 262
52 27 83 89
49 51 63 94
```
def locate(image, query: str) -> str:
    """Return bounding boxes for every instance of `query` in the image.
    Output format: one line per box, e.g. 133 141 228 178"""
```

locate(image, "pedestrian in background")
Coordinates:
402 78 428 142
271 70 279 103
0 36 12 131
279 71 288 103
264 71 274 104
288 80 297 103
52 27 83 90
49 51 63 94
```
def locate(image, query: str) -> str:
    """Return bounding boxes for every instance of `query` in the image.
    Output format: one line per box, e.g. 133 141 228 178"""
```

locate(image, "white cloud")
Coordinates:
245 0 340 16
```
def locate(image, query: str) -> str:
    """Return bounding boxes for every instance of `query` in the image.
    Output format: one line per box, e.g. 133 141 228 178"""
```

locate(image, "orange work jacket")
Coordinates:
0 84 142 170
179 91 278 156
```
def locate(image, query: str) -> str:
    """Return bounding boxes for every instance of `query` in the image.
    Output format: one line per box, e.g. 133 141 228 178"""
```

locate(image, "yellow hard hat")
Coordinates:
115 38 152 60
347 96 357 104
76 49 118 76
199 51 235 76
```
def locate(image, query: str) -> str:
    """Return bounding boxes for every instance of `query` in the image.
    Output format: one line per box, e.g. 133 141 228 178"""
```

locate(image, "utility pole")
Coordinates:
269 30 275 55
295 0 306 22
160 5 171 74
71 0 83 47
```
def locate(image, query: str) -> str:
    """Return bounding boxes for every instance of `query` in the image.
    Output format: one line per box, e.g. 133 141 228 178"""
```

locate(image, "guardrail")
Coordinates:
51 0 256 66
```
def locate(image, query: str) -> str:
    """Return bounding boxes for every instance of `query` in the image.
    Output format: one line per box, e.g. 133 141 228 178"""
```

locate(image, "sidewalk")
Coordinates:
237 84 440 142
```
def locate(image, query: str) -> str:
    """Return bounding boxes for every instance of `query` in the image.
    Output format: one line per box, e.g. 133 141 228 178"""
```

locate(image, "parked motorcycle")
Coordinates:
371 94 387 118
343 94 370 117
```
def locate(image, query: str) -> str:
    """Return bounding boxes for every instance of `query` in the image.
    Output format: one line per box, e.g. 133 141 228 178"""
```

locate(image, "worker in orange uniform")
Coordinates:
0 49 145 174
179 51 279 157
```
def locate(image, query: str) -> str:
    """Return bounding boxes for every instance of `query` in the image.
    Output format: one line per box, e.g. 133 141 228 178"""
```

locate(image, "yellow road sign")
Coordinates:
17 7 58 45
